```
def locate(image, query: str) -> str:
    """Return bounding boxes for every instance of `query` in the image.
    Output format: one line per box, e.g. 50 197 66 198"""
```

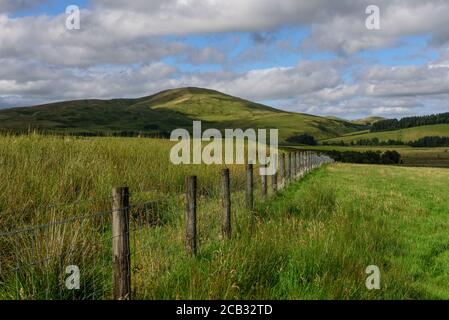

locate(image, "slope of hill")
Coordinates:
351 116 387 126
321 124 449 144
0 87 363 142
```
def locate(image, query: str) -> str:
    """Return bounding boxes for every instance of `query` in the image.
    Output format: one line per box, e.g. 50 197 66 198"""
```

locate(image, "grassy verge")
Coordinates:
116 163 449 299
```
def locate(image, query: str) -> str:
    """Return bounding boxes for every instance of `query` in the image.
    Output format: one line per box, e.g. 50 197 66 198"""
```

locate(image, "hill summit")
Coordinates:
0 87 363 142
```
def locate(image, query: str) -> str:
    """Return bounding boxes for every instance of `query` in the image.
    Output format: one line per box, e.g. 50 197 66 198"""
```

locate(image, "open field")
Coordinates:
292 145 449 168
1 135 449 299
321 124 449 144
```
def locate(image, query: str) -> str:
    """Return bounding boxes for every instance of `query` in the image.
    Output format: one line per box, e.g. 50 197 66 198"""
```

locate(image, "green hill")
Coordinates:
351 116 387 126
0 87 363 142
322 124 449 144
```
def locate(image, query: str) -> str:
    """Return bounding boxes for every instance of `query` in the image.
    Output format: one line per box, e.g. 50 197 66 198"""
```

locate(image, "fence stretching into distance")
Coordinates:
0 151 334 300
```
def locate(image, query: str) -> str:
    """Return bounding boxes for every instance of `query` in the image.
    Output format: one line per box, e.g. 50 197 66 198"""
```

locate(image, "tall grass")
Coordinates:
1 135 449 299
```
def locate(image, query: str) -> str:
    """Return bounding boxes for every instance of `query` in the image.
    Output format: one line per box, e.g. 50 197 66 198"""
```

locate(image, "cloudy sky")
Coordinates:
1 0 449 119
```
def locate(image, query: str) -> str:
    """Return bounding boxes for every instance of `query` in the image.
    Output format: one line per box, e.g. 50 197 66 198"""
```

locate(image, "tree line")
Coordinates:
323 136 449 148
324 150 402 165
371 112 449 132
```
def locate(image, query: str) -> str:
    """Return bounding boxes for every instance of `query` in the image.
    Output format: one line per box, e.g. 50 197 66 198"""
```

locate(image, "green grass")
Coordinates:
1 135 449 299
0 87 363 142
131 163 449 299
322 124 449 144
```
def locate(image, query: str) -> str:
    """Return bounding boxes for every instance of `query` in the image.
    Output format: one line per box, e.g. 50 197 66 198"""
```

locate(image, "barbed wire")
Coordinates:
0 152 333 300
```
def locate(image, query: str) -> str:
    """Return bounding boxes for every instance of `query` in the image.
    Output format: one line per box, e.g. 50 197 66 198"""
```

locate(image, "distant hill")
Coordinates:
325 115 347 121
321 124 449 144
0 87 363 143
351 116 387 126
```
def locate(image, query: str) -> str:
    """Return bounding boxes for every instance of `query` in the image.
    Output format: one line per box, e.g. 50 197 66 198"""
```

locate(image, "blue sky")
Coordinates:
1 0 449 119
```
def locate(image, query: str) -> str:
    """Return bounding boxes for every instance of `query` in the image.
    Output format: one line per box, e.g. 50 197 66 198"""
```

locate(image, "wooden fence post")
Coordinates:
246 163 254 210
271 154 278 194
307 151 310 171
285 153 291 184
185 176 197 256
296 152 300 177
291 152 296 180
279 153 285 188
221 169 231 239
293 151 298 179
112 187 131 300
261 165 267 199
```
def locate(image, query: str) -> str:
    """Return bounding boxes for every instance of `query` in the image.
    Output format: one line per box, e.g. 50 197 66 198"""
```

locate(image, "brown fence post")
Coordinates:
307 151 310 171
221 169 231 239
279 153 285 188
261 165 267 199
296 152 300 177
291 153 296 180
185 176 197 256
301 152 306 176
285 153 291 184
246 163 254 210
271 154 278 194
112 187 131 300
271 170 278 194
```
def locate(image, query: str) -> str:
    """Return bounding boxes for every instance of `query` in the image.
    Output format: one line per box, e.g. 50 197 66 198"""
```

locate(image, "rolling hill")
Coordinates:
322 124 449 144
0 87 363 143
351 116 387 126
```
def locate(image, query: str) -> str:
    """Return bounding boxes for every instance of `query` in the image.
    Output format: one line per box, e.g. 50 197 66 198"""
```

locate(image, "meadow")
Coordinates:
1 135 449 299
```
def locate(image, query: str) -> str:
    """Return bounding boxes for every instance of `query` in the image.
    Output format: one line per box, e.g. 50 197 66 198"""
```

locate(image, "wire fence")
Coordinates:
0 151 334 300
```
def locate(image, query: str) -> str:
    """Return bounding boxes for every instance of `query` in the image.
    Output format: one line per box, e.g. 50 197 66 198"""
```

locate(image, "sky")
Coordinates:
0 0 449 119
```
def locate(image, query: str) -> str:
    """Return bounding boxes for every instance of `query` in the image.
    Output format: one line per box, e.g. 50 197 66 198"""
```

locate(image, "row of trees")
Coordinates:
371 112 449 132
323 138 405 146
325 150 402 165
286 134 318 145
324 136 449 148
409 136 449 147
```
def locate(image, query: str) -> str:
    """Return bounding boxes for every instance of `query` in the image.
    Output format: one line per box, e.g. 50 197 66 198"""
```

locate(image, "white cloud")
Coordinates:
1 0 449 119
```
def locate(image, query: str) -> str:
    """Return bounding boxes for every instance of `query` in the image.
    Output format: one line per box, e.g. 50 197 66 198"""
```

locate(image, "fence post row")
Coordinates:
112 187 131 300
185 176 197 256
108 151 331 300
221 169 231 239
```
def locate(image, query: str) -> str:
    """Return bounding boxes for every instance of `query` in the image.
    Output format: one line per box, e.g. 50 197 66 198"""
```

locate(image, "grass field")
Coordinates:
292 145 449 168
322 124 449 144
1 135 449 299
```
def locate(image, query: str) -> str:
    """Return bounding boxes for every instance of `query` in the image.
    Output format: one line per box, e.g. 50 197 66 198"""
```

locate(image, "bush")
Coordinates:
325 150 401 165
286 134 317 145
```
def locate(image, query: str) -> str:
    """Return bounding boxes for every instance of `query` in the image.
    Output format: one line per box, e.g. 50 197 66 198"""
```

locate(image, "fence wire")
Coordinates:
0 152 334 300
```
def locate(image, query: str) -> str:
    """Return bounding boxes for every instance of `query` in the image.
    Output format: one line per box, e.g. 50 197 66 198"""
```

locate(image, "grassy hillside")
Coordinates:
0 87 363 142
1 135 449 299
351 116 387 126
322 124 449 144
